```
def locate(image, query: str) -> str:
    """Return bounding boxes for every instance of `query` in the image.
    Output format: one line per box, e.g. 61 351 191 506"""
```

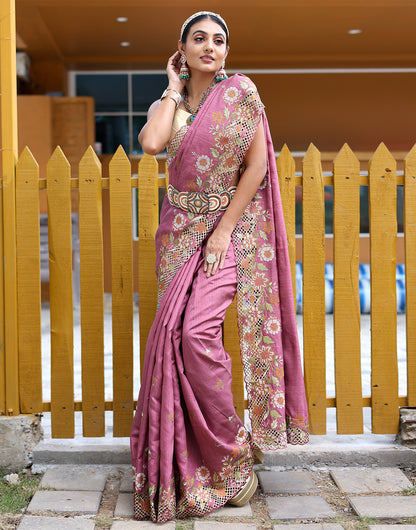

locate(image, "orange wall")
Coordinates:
250 72 416 153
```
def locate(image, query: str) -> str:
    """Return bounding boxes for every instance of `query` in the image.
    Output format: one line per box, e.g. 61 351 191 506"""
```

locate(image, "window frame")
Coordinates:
68 70 167 154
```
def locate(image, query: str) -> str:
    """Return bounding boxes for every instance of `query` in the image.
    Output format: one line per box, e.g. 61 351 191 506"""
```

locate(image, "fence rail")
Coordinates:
0 143 414 438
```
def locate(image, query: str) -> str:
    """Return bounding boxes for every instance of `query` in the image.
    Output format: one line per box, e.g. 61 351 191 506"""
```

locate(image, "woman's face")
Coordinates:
179 18 228 75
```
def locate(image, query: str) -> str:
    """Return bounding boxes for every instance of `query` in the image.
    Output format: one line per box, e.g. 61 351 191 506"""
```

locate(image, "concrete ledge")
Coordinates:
261 434 416 467
32 442 131 466
32 434 416 468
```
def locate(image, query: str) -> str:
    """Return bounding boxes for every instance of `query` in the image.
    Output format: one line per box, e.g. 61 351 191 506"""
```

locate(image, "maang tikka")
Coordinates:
215 61 228 82
179 55 190 80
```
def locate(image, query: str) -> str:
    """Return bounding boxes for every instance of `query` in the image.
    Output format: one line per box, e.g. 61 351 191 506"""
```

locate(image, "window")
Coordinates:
69 71 167 154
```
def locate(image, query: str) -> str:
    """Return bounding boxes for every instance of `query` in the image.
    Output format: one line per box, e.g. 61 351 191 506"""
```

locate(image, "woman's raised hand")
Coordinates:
166 51 186 92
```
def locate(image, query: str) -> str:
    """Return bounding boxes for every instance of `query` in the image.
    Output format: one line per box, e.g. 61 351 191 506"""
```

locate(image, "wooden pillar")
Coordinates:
0 0 19 416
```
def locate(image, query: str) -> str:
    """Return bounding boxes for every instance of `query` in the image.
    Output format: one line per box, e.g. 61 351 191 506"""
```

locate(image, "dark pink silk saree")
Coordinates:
131 74 309 522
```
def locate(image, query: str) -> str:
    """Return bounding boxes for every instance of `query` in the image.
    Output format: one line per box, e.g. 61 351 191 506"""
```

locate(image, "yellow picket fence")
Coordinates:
0 142 415 438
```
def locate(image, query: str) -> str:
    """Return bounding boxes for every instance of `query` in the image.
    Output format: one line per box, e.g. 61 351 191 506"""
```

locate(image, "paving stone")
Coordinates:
330 467 412 493
18 516 95 529
258 471 319 494
114 492 134 517
349 496 416 518
120 468 134 492
369 526 416 530
27 490 102 514
40 465 107 491
194 522 257 529
273 523 344 530
111 521 175 529
266 496 335 520
206 501 253 517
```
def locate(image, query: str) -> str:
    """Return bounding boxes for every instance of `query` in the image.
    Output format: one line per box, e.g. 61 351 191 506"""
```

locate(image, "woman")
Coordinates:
130 11 309 523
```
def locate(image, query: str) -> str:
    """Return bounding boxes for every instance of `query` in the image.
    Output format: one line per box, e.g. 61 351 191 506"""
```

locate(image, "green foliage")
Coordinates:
0 471 41 514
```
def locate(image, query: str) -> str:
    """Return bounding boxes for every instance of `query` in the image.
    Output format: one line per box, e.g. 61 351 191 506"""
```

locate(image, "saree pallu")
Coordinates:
131 74 309 523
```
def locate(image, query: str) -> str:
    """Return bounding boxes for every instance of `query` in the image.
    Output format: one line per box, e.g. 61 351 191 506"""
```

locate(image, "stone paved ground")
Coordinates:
16 464 416 529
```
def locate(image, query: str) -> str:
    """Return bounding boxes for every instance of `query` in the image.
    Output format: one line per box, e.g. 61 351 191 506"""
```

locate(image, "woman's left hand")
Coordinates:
204 228 231 278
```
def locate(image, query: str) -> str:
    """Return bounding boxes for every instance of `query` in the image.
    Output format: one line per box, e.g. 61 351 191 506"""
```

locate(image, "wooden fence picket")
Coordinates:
16 147 42 414
79 146 105 436
333 144 363 433
138 154 159 370
404 144 416 406
224 299 244 421
0 184 5 415
277 144 297 306
47 146 74 438
302 144 326 434
109 146 134 437
369 143 398 433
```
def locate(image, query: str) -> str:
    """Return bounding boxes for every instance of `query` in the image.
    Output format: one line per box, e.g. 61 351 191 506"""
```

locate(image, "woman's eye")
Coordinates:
215 40 224 45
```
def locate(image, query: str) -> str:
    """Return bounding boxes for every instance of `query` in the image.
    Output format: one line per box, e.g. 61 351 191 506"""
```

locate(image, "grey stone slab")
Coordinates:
330 467 412 493
111 522 175 529
120 468 134 492
207 501 253 517
40 465 107 491
369 527 416 530
266 496 335 520
194 523 257 530
114 492 134 517
349 496 416 518
258 471 319 494
18 515 95 529
27 490 102 514
274 526 344 530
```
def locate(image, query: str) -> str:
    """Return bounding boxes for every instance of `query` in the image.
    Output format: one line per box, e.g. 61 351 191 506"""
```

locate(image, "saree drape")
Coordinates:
131 74 309 523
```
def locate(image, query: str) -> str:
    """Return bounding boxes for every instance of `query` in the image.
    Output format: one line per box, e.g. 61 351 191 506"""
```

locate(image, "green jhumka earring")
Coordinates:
215 61 228 82
179 55 190 80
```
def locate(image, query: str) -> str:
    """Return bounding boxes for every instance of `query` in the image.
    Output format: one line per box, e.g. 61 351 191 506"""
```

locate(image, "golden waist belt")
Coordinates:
167 184 237 214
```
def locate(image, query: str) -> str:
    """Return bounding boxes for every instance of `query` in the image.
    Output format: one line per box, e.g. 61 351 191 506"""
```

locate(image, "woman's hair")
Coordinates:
180 13 229 46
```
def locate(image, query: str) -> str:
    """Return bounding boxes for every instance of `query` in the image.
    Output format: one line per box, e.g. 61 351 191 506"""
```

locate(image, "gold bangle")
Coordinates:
161 88 181 108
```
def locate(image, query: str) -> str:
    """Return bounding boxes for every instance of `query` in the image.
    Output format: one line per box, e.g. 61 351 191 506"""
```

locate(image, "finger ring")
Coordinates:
206 253 217 264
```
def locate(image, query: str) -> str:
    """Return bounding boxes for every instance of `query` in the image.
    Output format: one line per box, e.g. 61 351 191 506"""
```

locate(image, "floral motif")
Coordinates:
214 132 232 151
272 391 285 409
135 473 146 491
195 155 212 172
253 271 268 289
263 316 281 335
195 466 210 483
212 111 224 124
235 426 248 445
172 213 187 230
223 86 240 103
258 244 275 262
